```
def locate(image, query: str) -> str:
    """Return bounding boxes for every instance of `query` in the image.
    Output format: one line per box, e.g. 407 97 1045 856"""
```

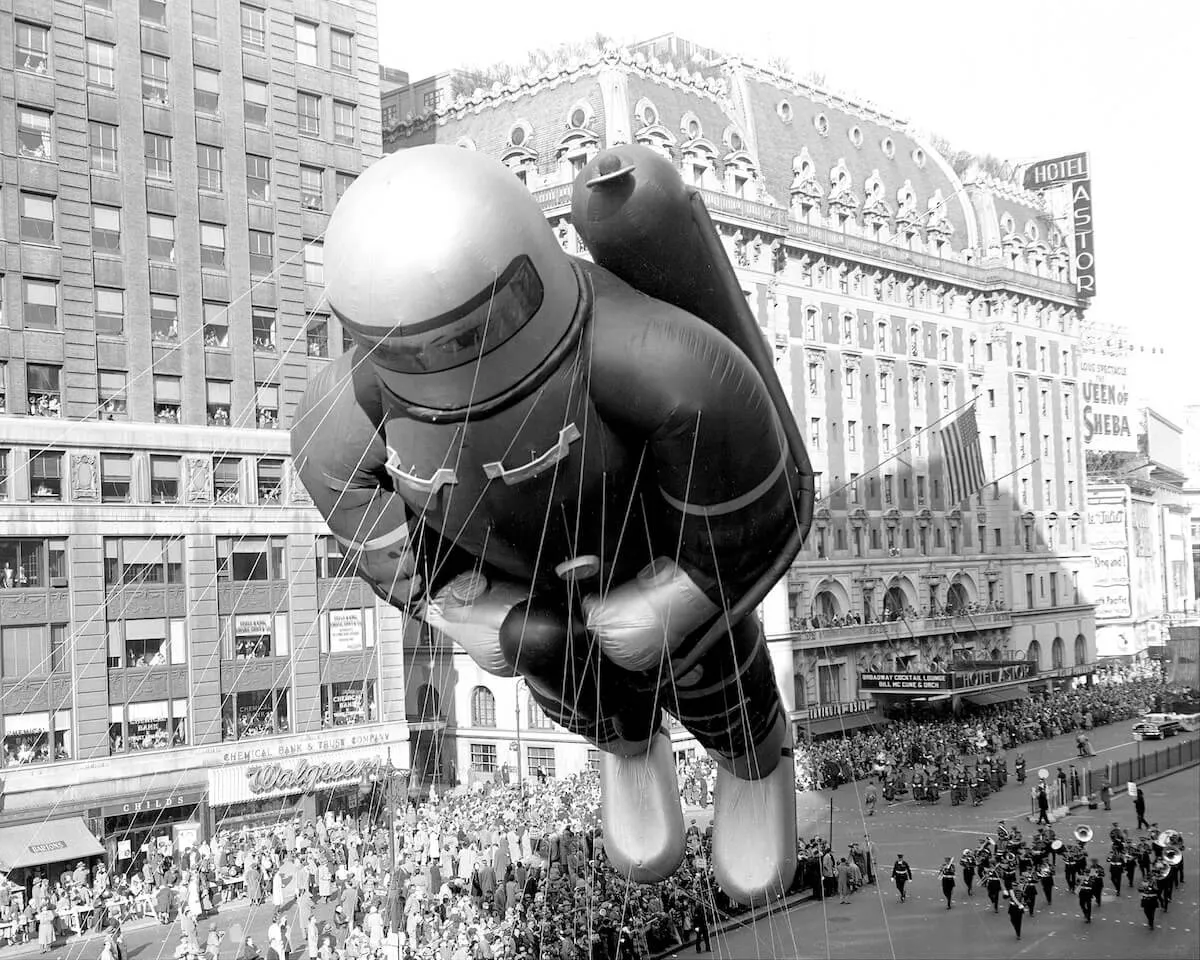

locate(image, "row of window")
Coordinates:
0 535 356 591
467 743 562 777
805 513 1081 560
467 686 553 729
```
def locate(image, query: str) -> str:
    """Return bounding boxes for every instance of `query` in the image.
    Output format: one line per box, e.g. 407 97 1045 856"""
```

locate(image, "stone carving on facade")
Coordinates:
827 158 857 211
0 592 48 624
71 453 99 501
288 461 312 506
861 169 892 225
185 456 213 504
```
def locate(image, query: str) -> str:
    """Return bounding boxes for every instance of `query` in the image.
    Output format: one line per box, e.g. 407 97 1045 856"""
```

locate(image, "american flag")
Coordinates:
938 405 988 504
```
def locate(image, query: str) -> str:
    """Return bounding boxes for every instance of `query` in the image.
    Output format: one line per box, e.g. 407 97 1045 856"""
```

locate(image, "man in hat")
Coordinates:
1007 888 1025 939
891 855 912 903
939 856 957 909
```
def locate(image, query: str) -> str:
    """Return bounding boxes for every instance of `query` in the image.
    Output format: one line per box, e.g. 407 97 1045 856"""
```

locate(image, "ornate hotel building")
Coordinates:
385 35 1097 770
0 0 402 875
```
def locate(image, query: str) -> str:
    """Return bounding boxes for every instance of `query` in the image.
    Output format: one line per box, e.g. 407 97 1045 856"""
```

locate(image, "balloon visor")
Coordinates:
339 254 545 376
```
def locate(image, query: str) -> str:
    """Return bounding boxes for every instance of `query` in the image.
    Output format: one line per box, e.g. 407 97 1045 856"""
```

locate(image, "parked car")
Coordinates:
1133 714 1184 739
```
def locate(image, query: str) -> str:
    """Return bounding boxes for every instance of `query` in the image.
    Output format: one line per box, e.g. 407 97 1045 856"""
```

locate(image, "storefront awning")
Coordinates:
804 710 885 738
960 684 1030 707
0 818 104 871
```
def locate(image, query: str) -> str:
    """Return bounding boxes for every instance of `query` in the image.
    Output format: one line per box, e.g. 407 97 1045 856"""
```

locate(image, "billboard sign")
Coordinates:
1023 152 1090 191
1079 351 1135 452
1021 151 1094 297
1087 490 1132 619
859 672 950 692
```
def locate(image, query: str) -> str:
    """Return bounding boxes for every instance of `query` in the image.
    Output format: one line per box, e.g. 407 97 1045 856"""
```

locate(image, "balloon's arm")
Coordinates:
589 291 798 609
289 351 422 608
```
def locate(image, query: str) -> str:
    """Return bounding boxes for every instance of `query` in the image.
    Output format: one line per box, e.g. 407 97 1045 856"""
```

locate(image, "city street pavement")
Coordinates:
16 721 1198 960
702 726 1200 960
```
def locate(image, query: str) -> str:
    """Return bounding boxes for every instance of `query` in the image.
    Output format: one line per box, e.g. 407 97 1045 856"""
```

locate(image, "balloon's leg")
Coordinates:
600 721 686 883
665 615 799 904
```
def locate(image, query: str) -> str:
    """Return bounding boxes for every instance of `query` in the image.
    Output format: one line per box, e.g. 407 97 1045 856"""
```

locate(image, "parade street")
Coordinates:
707 729 1200 960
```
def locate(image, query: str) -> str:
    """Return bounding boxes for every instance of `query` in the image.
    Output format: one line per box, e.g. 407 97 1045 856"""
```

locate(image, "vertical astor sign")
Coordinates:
1072 179 1096 298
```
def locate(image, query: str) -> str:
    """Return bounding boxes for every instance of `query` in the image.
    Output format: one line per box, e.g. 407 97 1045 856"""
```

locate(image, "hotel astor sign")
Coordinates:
1022 152 1089 190
1021 151 1095 298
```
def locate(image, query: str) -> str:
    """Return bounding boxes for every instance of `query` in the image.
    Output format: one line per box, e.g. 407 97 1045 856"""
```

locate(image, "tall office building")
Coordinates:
0 0 394 875
384 36 1097 775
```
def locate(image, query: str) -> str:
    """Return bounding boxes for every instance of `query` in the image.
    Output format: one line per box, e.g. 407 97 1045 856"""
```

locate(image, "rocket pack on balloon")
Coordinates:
290 142 815 904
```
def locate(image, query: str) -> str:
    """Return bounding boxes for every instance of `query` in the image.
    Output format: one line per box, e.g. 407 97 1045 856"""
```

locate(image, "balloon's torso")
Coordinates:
380 269 653 590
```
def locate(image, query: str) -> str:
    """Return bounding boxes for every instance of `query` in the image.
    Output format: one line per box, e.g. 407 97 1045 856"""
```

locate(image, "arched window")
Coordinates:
812 590 839 626
884 586 907 620
528 698 553 729
470 685 496 727
415 683 441 721
946 582 970 616
1027 639 1042 667
1074 634 1087 667
1051 636 1065 669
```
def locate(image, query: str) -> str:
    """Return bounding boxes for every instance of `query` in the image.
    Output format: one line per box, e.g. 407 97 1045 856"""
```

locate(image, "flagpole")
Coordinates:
978 456 1042 495
817 394 979 506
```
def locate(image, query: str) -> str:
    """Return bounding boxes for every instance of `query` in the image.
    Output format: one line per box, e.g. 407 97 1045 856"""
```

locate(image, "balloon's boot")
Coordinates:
600 726 685 883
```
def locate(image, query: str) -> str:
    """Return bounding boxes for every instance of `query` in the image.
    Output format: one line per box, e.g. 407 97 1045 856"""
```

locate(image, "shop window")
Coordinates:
109 699 186 753
216 536 286 582
319 607 376 652
307 318 329 357
527 746 556 779
2 709 71 765
150 455 180 503
92 205 121 252
320 680 378 727
226 611 288 659
213 457 241 502
471 686 496 727
316 536 353 579
205 380 232 426
17 106 53 160
30 450 63 499
103 538 184 587
100 453 133 502
252 306 276 352
203 301 229 346
469 742 497 773
153 374 181 423
222 688 289 740
107 617 185 668
256 382 279 429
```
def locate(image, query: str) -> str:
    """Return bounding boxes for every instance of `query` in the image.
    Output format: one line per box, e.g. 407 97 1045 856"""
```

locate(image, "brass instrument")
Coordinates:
1050 839 1064 852
1164 848 1183 867
1157 829 1184 850
1074 825 1093 844
1154 861 1172 880
1037 863 1052 879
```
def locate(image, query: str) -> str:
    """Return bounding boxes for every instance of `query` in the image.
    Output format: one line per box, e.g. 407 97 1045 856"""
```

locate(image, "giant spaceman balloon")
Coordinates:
291 143 815 904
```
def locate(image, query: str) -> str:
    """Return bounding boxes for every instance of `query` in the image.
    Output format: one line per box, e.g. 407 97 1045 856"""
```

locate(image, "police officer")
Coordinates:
960 848 976 897
940 856 956 909
1141 876 1160 929
892 855 913 903
985 865 1003 913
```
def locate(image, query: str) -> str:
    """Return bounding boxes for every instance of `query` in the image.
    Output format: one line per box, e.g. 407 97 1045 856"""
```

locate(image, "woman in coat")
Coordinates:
36 904 55 952
244 862 262 906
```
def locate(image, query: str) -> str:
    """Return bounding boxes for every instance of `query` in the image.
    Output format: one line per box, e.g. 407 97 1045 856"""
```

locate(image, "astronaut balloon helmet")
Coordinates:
325 144 581 414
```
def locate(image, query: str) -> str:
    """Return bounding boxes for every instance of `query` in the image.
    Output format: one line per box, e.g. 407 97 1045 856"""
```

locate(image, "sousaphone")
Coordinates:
1074 825 1093 844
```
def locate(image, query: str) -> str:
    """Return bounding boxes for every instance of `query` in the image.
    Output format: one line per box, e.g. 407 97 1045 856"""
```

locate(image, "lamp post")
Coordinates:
514 678 526 796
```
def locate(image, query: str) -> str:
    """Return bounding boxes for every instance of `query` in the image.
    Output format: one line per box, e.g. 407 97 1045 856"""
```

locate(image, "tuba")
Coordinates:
1074 826 1093 844
1164 848 1184 867
1050 839 1064 852
1154 860 1173 880
1157 829 1184 850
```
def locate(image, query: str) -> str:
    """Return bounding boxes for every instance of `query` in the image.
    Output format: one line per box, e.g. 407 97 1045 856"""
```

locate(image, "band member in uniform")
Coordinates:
1088 860 1104 911
985 865 1003 913
892 855 912 903
1124 845 1138 890
996 820 1011 854
1021 870 1038 918
1007 890 1025 940
1141 876 1160 929
1109 822 1126 854
940 856 956 909
1137 836 1153 880
1039 860 1054 905
960 848 976 897
1001 854 1018 896
1064 844 1078 892
1157 860 1174 913
1108 847 1125 896
1078 876 1093 924
1015 753 1026 784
